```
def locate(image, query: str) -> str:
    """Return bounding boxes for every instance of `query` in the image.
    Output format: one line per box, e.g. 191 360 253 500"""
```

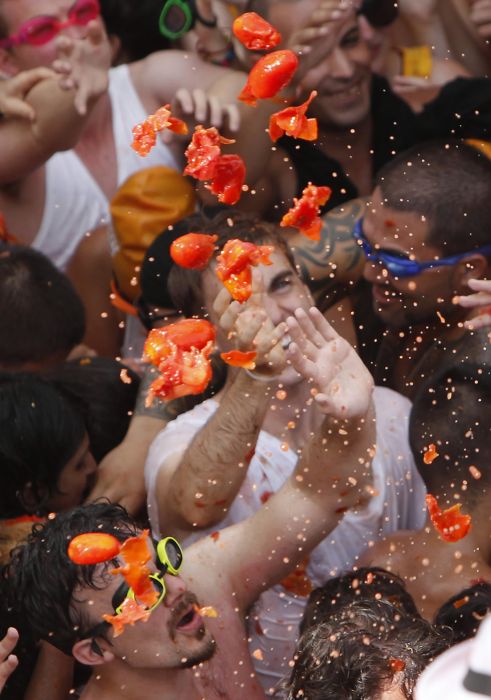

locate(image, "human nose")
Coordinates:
329 47 355 80
263 296 284 327
163 574 186 608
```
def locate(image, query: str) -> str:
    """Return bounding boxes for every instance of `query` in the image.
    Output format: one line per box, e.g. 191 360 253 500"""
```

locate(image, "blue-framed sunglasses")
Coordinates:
86 537 183 653
353 218 491 278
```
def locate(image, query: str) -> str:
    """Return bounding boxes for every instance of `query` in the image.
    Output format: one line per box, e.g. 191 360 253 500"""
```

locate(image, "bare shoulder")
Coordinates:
359 531 418 573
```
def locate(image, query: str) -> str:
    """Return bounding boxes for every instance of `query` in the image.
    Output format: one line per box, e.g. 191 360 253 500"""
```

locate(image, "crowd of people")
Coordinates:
0 0 490 698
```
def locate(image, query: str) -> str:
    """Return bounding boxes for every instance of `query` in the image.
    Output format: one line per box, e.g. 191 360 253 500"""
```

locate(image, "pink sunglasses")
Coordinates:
0 0 100 50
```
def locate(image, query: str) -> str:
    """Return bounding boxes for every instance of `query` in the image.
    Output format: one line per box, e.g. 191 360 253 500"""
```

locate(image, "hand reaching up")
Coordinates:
458 278 491 330
286 307 374 419
0 628 18 693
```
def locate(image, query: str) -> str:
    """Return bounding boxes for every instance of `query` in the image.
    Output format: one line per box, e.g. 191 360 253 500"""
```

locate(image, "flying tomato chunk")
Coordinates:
170 233 218 270
143 319 216 403
184 125 235 182
269 91 318 142
110 530 159 609
238 50 299 106
423 443 439 464
220 350 257 369
280 183 332 241
216 239 274 302
68 533 121 565
102 598 151 638
131 105 188 156
426 494 472 543
232 12 282 51
206 154 246 205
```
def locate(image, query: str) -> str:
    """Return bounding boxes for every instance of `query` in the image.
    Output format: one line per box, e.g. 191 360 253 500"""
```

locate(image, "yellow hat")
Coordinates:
111 166 196 303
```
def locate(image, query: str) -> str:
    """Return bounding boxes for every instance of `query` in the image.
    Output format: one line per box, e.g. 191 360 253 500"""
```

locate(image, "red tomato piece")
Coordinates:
102 598 151 638
426 494 472 543
280 183 332 241
184 125 235 182
170 233 218 270
206 154 246 205
216 239 274 302
220 349 257 369
131 105 188 157
280 558 313 597
238 50 299 106
110 530 159 609
423 443 439 464
68 533 121 565
145 319 216 362
269 91 318 142
232 12 282 51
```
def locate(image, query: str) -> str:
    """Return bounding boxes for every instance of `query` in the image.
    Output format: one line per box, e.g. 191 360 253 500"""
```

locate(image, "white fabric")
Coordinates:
32 64 180 271
145 387 427 694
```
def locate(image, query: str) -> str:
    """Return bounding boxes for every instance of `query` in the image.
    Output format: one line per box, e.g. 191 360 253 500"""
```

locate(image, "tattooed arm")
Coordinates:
284 198 366 300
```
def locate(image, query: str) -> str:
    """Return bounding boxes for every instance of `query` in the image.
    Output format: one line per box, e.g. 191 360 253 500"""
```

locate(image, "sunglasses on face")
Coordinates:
353 218 491 278
85 536 183 645
158 0 217 41
0 0 100 50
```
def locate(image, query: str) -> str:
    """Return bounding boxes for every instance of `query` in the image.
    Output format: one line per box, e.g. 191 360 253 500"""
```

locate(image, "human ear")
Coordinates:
72 638 115 667
453 254 489 293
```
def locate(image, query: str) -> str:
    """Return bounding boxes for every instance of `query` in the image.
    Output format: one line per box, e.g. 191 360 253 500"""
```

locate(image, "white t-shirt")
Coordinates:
145 387 426 694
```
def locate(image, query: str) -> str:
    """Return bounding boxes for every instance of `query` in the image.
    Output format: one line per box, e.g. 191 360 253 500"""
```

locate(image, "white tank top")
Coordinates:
32 64 180 270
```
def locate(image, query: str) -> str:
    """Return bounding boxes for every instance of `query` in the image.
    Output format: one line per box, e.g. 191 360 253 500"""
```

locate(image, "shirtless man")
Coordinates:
8 307 376 700
361 362 491 620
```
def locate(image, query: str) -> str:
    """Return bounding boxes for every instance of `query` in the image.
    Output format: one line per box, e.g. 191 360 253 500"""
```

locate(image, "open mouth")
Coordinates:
175 606 203 634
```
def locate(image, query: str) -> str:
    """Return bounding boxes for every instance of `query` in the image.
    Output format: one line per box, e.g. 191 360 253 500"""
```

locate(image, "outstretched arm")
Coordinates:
156 288 286 539
207 307 375 611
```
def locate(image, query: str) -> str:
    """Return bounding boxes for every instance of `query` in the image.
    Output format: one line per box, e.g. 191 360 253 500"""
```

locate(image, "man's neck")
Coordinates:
82 660 198 700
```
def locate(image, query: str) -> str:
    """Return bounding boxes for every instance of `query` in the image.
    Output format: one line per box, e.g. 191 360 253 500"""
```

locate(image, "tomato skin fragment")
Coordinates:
102 598 151 638
238 50 299 106
232 12 282 51
280 183 332 241
170 233 218 270
184 125 235 182
131 105 188 156
68 533 121 565
423 443 439 464
206 154 246 205
269 91 318 142
215 239 274 302
110 530 159 609
426 494 472 543
220 350 257 369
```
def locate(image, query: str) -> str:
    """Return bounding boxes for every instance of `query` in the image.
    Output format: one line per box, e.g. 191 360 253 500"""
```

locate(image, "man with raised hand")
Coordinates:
8 308 375 700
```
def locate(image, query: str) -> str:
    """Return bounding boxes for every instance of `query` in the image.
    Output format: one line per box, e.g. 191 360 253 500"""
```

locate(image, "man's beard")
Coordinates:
179 637 217 669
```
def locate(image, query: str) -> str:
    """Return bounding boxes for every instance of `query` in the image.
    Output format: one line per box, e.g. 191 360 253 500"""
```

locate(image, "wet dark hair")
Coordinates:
284 598 452 700
0 373 87 518
409 363 491 504
100 0 170 61
5 503 139 654
44 357 140 463
434 582 491 643
167 207 297 318
377 140 491 257
300 567 420 636
0 247 85 369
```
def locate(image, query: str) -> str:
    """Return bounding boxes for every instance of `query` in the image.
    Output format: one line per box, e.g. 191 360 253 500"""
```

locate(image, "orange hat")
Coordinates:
111 166 196 303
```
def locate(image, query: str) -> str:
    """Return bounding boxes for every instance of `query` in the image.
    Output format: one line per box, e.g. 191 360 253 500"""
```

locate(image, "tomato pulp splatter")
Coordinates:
280 183 332 241
103 598 151 637
144 319 216 402
206 154 246 205
269 91 318 142
426 494 472 543
220 350 258 369
170 233 218 270
216 239 274 302
233 12 281 51
423 443 439 465
239 50 299 106
110 530 159 609
132 105 188 156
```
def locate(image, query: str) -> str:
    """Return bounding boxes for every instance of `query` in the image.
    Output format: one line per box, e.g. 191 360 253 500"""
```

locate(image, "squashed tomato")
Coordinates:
232 12 281 51
206 154 246 205
102 598 151 638
220 350 257 369
131 105 188 156
170 233 218 270
216 239 274 302
269 91 318 142
144 319 216 403
68 533 121 565
110 530 159 609
239 50 299 106
426 494 472 543
280 183 332 241
184 125 235 182
423 443 439 464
